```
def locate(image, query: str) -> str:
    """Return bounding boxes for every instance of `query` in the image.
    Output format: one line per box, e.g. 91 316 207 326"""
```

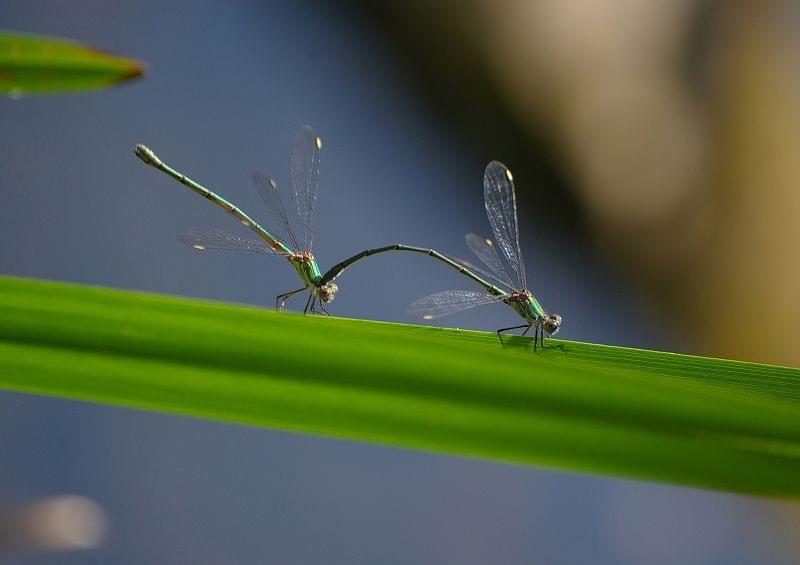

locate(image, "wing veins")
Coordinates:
407 289 504 320
253 171 299 251
290 125 321 252
179 229 285 255
483 161 526 289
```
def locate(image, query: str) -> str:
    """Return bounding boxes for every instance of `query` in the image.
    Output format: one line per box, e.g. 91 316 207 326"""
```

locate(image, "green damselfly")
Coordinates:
319 161 562 348
135 125 339 314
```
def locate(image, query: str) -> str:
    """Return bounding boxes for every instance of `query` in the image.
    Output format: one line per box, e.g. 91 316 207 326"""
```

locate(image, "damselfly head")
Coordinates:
318 283 338 303
542 314 562 336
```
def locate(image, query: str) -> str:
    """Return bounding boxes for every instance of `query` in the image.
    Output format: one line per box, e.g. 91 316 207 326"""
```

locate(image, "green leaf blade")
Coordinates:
1 275 799 497
0 31 145 95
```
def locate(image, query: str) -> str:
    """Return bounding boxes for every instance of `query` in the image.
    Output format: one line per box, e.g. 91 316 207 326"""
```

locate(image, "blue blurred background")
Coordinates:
2 1 800 563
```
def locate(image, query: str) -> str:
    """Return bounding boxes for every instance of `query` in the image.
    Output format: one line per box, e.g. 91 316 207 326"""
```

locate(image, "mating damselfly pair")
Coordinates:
135 126 562 349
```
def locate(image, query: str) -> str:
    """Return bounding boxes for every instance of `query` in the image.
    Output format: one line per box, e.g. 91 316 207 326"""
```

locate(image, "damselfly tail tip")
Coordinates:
134 144 161 167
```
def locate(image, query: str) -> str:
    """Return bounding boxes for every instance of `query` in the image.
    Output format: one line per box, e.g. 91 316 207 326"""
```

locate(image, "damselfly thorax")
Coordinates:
291 251 314 263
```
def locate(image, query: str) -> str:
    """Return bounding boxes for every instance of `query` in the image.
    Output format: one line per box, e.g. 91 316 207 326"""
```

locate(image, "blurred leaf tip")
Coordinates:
0 30 146 97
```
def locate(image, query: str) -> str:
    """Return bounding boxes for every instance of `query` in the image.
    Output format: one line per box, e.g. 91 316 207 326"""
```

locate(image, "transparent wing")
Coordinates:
252 171 299 251
290 125 322 252
483 161 526 289
448 255 515 292
464 232 514 288
407 290 502 320
179 229 283 255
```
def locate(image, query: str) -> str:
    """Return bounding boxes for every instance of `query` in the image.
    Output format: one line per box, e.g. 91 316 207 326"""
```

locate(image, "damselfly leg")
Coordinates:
496 324 532 347
276 286 308 311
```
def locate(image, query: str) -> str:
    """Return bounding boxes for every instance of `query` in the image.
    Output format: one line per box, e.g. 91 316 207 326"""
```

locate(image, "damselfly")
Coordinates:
135 126 339 314
319 161 562 348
